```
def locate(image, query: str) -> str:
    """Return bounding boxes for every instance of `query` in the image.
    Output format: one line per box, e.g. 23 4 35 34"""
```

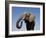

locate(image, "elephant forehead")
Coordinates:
29 15 35 22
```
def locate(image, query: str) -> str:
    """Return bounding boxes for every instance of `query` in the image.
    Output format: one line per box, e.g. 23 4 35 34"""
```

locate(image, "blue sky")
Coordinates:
12 7 40 31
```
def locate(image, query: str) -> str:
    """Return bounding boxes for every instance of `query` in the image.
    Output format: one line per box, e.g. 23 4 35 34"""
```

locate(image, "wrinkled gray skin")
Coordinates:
16 12 35 30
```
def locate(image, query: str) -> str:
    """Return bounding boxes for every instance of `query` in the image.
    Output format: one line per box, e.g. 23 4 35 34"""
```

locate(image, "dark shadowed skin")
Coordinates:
16 13 35 30
25 20 35 30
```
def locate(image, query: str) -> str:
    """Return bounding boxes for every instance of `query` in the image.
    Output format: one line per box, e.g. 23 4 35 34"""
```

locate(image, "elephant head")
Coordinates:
16 12 35 30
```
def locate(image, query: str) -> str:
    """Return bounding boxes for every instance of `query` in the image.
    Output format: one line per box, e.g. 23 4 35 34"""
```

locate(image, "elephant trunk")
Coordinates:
16 18 23 29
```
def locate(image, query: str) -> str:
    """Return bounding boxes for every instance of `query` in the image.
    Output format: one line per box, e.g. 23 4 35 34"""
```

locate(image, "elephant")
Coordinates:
16 12 35 30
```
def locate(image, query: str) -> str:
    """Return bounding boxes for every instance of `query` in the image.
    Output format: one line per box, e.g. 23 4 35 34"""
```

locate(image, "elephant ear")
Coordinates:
29 14 35 22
